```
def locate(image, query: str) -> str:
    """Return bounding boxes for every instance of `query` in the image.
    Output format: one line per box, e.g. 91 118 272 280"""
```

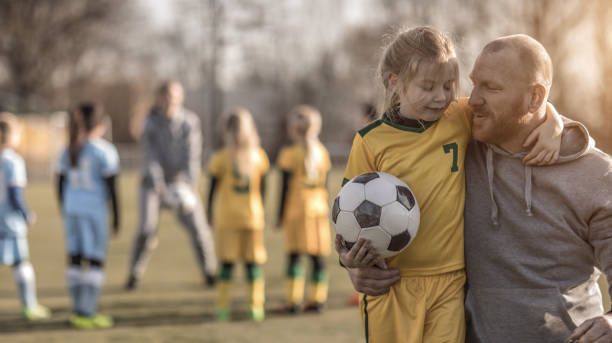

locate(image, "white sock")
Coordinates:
79 268 105 317
13 262 37 309
66 266 81 314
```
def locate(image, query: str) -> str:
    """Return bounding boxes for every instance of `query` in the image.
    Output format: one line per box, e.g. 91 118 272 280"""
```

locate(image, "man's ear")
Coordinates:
528 84 547 113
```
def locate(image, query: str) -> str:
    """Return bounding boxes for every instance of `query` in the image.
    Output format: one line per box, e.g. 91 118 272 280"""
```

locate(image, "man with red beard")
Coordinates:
465 34 612 343
342 34 612 343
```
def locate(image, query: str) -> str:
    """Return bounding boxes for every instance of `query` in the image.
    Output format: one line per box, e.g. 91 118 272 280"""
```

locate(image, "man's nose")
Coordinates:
468 88 483 107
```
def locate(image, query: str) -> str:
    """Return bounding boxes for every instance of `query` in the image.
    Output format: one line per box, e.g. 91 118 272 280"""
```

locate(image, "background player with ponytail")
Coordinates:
57 103 119 329
277 105 332 313
207 107 269 322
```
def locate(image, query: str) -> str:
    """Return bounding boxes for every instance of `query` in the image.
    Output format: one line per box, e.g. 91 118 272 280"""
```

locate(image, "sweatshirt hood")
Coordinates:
483 117 594 226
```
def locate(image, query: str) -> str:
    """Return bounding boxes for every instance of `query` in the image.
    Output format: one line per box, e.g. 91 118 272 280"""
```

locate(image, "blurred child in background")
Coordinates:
277 105 332 313
207 107 269 322
0 112 50 320
57 103 119 329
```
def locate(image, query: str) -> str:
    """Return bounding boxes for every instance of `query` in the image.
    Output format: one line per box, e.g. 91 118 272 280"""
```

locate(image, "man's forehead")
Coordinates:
471 50 520 80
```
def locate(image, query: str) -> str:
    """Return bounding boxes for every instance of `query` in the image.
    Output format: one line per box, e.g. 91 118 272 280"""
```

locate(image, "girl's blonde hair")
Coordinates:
221 107 260 176
0 112 21 147
288 105 323 181
378 26 459 114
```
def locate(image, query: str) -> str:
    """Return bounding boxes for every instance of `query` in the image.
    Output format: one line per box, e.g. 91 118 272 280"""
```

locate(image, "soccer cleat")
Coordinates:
69 315 95 329
205 273 216 288
125 275 139 291
274 304 302 315
303 302 326 313
215 309 230 322
248 307 265 322
91 313 114 328
23 304 51 321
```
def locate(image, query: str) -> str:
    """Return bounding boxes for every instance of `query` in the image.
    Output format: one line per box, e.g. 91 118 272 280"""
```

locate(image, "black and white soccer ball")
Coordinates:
332 172 420 258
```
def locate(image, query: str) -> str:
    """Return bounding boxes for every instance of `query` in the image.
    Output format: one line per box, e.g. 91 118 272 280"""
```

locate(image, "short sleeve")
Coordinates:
277 147 294 171
259 148 270 174
7 156 27 188
101 144 120 177
343 134 376 183
208 151 224 177
321 145 332 173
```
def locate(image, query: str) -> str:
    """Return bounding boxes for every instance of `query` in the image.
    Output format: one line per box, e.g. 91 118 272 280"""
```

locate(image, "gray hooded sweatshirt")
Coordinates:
465 119 612 343
141 107 202 190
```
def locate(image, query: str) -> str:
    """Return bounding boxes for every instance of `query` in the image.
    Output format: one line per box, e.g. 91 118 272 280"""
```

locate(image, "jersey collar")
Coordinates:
381 112 437 133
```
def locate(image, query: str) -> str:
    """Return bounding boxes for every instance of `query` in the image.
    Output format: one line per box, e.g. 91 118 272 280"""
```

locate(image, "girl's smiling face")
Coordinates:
395 59 457 122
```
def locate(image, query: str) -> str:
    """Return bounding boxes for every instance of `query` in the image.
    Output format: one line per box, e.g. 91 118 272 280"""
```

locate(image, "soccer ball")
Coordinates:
164 182 197 213
332 172 420 258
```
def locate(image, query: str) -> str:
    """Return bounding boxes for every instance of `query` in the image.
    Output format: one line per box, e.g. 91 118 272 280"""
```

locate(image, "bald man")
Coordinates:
341 35 612 342
465 35 612 342
126 80 217 290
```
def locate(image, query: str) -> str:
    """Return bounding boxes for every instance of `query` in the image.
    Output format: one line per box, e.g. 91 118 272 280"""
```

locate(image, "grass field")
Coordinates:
1 168 610 343
0 169 363 343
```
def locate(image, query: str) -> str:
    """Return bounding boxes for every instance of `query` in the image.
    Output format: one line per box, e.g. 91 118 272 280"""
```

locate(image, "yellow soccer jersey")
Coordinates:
208 147 270 231
277 142 331 221
344 98 472 276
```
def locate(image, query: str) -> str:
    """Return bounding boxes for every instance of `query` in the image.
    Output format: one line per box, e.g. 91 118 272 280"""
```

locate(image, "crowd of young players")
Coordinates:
0 80 342 329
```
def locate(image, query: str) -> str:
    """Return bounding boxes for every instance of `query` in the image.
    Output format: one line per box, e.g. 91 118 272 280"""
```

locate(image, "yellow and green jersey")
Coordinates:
277 142 331 221
208 147 270 231
343 98 472 276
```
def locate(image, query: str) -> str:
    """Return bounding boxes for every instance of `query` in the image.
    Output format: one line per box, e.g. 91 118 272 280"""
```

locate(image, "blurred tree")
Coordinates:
0 0 133 112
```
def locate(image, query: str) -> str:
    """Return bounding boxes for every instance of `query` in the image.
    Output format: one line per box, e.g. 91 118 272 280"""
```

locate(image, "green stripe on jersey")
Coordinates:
363 294 369 342
381 113 436 133
358 120 383 137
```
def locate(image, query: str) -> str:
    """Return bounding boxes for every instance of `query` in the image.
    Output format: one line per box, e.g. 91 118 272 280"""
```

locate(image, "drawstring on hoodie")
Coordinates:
486 147 499 226
524 166 533 216
482 120 594 226
485 145 534 226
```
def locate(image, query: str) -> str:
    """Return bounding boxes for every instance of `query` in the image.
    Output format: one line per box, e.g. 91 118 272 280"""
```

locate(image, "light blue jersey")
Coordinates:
58 138 119 217
0 149 27 239
58 138 119 261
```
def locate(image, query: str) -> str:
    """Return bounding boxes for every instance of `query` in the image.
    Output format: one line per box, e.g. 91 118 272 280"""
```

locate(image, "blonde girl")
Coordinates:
207 107 269 321
277 105 332 313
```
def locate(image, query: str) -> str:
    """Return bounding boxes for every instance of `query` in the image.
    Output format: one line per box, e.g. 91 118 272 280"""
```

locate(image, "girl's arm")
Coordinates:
260 174 266 202
206 176 218 225
105 174 120 236
277 170 291 229
522 102 564 166
8 186 32 224
57 173 65 212
335 236 384 269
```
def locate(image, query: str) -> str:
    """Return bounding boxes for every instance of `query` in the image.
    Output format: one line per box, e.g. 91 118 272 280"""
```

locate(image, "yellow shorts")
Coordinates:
283 215 331 256
216 228 267 264
360 269 465 343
